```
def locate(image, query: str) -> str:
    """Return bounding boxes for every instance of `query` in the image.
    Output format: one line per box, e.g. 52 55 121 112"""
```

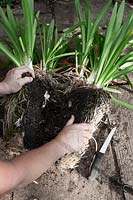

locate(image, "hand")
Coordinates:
55 116 94 154
2 67 35 94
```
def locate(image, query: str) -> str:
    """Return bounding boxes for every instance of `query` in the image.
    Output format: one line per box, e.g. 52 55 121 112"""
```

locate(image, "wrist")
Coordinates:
53 136 72 155
0 81 10 95
52 138 68 156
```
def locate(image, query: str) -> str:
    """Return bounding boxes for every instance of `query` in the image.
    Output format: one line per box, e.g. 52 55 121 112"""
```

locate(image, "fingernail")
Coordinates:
30 77 33 82
71 115 75 120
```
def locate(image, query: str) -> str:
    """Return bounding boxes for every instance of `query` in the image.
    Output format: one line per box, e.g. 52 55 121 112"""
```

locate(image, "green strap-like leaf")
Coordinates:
111 97 133 110
75 0 86 54
22 0 34 56
103 87 121 94
112 65 133 80
0 42 20 66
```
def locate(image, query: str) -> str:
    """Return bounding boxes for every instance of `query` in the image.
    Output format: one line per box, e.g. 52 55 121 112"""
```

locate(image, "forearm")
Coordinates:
11 140 65 187
0 139 64 194
0 115 93 195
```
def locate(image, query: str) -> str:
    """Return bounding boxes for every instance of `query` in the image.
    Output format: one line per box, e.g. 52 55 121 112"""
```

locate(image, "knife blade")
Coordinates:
89 127 116 181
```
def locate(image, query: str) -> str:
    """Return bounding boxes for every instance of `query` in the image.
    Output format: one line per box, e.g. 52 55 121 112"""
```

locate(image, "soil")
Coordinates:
18 70 109 177
23 71 110 150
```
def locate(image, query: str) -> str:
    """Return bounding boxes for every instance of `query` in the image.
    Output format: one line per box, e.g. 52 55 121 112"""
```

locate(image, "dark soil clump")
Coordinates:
22 71 110 151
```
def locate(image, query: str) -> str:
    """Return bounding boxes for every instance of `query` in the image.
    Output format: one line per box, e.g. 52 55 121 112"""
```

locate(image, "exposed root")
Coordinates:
4 88 28 140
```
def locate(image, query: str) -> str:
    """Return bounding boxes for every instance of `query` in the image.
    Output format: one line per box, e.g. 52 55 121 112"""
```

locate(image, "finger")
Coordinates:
73 123 93 130
18 67 35 78
19 77 33 87
82 137 90 145
81 135 92 145
82 123 95 132
83 132 93 139
65 115 75 126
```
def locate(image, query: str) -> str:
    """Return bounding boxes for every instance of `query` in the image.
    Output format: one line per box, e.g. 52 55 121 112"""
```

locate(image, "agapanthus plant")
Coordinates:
40 19 80 71
75 0 133 110
0 0 39 69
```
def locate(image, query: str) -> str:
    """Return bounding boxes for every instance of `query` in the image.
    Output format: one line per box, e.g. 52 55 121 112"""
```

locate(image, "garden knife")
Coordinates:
89 127 116 181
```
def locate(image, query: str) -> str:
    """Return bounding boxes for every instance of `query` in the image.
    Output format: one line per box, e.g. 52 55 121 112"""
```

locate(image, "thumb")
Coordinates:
65 115 75 126
19 77 33 86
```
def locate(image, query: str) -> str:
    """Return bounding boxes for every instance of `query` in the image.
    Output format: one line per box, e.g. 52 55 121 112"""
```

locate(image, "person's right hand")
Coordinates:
55 115 94 154
2 66 35 94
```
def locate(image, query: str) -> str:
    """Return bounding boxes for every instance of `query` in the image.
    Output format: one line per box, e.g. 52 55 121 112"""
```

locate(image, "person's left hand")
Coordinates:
55 115 93 154
2 67 35 94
